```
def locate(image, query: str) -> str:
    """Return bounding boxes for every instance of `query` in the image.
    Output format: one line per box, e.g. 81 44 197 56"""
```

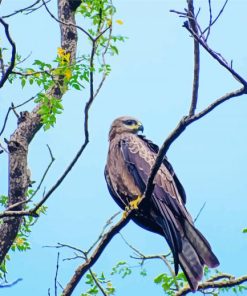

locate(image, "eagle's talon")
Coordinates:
129 195 142 210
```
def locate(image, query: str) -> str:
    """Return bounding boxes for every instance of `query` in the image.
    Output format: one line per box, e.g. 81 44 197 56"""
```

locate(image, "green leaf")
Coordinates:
21 78 26 88
154 273 165 284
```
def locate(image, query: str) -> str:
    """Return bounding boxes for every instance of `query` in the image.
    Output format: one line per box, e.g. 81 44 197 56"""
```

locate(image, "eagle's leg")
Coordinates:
122 195 143 218
123 195 142 215
129 195 142 209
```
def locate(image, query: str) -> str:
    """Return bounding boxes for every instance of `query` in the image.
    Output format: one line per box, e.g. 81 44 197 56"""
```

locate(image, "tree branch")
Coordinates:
1 0 46 19
182 20 247 88
0 18 16 88
187 0 200 116
89 269 108 296
0 0 78 265
62 212 133 295
175 274 247 296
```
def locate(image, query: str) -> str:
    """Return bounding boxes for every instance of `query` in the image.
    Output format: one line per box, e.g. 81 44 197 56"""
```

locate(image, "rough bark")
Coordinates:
0 0 79 264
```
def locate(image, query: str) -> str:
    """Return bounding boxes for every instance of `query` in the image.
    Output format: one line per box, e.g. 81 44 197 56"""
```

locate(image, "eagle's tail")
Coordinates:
178 220 219 291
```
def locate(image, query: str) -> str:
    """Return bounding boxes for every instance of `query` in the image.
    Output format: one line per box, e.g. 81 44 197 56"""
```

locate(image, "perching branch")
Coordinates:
0 18 16 88
62 2 247 294
62 212 133 295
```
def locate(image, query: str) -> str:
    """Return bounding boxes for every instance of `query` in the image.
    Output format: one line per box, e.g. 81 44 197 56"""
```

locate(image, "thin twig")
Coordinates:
87 211 121 254
89 269 108 296
194 201 206 223
183 21 247 87
0 93 39 137
41 0 93 41
62 211 133 295
119 234 178 290
1 0 41 18
202 0 229 38
55 252 60 296
0 18 16 88
205 0 212 41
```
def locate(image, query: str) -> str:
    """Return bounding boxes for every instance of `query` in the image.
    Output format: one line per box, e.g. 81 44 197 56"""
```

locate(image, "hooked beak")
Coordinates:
137 122 144 133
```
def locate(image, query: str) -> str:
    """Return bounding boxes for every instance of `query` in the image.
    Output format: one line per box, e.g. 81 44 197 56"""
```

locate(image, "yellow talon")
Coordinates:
129 195 142 210
122 196 143 218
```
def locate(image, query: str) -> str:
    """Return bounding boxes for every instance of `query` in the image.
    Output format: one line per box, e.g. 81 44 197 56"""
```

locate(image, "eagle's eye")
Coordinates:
124 119 136 126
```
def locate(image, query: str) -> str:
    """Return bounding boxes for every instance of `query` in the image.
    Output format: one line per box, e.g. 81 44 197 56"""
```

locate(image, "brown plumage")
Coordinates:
105 116 219 291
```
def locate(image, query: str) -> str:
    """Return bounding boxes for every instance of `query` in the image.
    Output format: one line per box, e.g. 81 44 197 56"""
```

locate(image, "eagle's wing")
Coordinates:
119 135 189 273
138 135 187 203
118 135 219 288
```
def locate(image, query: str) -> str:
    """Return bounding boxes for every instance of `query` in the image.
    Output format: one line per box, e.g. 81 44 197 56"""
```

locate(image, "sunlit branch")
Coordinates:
175 274 247 296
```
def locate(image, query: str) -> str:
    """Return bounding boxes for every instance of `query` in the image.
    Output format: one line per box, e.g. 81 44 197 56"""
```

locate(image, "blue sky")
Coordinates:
1 0 247 295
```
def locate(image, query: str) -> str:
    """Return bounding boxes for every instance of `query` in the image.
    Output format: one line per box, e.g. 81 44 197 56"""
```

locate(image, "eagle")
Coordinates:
104 116 219 291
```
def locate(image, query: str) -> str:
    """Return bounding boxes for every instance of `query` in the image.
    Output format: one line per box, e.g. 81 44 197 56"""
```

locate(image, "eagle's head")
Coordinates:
109 116 144 140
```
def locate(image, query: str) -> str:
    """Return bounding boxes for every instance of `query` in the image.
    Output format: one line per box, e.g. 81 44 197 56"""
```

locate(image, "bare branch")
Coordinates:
41 0 93 41
1 0 44 18
87 211 121 254
194 201 206 223
55 252 60 296
0 93 39 137
183 21 247 87
62 212 133 295
187 0 200 116
205 0 212 41
0 18 16 88
175 274 247 296
202 0 229 39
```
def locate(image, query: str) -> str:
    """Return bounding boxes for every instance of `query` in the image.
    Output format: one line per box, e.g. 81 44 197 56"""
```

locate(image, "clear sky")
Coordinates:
1 0 247 295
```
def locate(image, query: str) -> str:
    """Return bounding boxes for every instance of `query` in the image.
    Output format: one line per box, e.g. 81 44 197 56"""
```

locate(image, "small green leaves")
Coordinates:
35 93 64 131
242 228 247 233
111 261 132 278
82 271 115 296
0 195 8 207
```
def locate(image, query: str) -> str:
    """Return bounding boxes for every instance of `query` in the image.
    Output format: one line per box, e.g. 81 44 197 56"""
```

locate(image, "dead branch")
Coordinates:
55 252 60 296
202 0 229 39
187 0 200 116
0 18 16 88
1 0 43 18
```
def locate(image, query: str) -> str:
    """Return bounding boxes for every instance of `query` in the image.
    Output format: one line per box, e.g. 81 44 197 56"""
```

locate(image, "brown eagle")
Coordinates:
104 116 219 291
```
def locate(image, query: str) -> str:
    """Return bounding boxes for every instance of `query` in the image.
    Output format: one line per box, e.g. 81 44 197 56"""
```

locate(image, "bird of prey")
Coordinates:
105 116 219 291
